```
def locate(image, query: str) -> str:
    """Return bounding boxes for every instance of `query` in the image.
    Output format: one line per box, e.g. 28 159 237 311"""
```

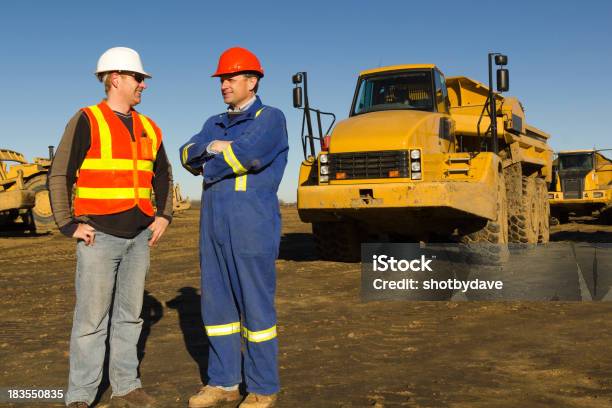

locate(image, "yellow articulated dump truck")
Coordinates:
549 149 612 224
292 54 553 261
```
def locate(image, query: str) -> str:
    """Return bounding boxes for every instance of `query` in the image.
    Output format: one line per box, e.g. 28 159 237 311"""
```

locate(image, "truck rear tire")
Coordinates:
535 178 550 243
312 221 362 262
24 175 55 231
508 176 539 244
460 172 509 264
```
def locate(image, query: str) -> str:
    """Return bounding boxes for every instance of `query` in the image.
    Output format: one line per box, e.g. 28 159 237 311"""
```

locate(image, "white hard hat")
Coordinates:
95 47 151 80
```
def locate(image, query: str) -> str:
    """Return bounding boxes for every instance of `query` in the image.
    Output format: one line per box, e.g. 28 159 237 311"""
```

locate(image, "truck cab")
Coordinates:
312 65 459 189
352 65 449 116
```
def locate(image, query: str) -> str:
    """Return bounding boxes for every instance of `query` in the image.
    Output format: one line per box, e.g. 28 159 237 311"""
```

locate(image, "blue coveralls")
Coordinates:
179 97 288 395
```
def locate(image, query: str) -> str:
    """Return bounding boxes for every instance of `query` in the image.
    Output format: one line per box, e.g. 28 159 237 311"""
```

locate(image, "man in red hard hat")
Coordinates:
180 47 288 408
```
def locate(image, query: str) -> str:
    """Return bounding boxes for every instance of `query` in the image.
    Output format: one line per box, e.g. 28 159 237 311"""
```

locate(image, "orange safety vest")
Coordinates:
74 101 162 217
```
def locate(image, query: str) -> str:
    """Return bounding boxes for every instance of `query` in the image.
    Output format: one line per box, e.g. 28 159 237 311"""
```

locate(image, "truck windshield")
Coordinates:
352 71 434 115
558 154 593 170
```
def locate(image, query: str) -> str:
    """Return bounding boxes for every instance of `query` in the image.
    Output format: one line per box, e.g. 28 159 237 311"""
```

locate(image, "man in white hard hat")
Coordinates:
48 47 172 408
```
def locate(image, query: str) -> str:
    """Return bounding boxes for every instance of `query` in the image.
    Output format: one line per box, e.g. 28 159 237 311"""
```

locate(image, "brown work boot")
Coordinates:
67 403 89 408
189 385 241 408
110 388 157 407
238 393 277 408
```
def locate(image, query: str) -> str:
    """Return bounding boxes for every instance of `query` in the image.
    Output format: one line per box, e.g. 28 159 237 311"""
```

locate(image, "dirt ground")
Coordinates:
1 207 612 408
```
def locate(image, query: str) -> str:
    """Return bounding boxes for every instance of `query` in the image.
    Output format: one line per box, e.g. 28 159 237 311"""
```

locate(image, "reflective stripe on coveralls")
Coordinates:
205 322 241 337
220 108 264 191
182 143 195 166
180 143 200 176
222 145 247 191
243 325 277 343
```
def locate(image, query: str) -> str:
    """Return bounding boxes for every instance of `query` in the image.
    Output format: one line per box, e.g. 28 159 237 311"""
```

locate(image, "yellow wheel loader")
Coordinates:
151 183 191 214
172 183 191 213
0 147 54 230
549 149 612 224
292 54 553 261
0 150 36 232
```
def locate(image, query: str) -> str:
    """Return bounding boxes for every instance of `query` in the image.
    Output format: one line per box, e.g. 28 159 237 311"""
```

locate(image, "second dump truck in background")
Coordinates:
293 57 553 261
549 149 612 224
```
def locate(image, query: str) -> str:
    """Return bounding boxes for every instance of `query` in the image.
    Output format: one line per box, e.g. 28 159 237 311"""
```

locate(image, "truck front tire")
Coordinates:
312 221 362 262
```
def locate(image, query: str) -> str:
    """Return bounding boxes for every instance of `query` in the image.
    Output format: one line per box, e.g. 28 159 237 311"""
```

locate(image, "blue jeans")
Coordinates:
65 229 152 406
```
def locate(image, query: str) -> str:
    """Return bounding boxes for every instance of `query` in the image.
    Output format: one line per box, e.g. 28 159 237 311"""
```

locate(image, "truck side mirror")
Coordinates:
292 73 303 84
293 86 303 108
495 55 507 65
497 69 509 92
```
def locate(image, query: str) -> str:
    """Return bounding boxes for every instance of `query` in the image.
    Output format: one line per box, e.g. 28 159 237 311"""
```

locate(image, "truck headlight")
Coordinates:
319 175 329 182
320 165 329 175
411 172 422 180
319 154 328 164
411 161 421 172
410 149 421 160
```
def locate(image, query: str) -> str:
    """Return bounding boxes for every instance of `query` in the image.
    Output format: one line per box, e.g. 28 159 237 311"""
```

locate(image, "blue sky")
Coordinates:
1 1 611 202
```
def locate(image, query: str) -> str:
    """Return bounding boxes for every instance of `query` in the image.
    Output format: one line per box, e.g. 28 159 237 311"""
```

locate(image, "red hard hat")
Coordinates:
212 47 264 78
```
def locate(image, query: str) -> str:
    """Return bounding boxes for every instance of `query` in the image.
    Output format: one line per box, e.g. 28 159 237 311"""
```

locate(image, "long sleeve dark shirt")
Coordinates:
49 110 173 238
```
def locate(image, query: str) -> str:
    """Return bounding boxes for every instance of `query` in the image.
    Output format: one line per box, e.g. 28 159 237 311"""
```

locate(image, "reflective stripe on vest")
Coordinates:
89 105 112 159
75 187 152 200
80 158 154 171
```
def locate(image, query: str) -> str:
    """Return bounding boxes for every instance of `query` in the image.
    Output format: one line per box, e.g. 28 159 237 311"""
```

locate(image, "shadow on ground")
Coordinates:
0 230 51 238
278 233 318 262
166 287 209 384
551 230 612 243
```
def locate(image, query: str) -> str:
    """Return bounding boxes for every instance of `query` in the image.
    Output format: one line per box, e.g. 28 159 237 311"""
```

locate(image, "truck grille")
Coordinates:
328 150 409 180
561 178 582 199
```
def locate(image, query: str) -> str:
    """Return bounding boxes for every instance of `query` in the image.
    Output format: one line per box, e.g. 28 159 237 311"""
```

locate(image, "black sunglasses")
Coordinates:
119 71 146 83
